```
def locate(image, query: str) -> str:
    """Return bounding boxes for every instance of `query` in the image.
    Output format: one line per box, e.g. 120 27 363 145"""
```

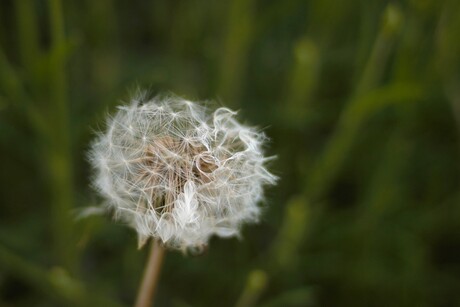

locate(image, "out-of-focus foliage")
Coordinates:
0 0 459 306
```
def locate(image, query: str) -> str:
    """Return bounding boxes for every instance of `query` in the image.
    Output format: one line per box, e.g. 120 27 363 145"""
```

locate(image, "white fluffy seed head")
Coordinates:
89 94 277 252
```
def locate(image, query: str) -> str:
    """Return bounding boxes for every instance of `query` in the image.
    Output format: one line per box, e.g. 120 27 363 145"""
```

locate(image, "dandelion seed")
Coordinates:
89 93 277 251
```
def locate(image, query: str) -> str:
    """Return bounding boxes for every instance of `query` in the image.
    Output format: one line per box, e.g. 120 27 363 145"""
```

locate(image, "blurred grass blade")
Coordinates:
235 270 268 307
15 0 40 76
282 38 320 126
269 196 309 271
306 83 423 200
305 5 405 200
86 0 120 92
436 1 460 134
46 0 76 273
0 244 123 306
356 132 412 233
355 4 403 95
0 48 26 100
259 287 314 307
0 48 47 135
218 0 256 105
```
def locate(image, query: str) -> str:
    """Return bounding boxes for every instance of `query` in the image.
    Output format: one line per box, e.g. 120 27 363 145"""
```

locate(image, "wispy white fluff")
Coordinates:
89 94 277 251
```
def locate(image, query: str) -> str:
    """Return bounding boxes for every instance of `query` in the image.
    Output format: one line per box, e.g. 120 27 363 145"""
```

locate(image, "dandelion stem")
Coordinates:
135 239 166 307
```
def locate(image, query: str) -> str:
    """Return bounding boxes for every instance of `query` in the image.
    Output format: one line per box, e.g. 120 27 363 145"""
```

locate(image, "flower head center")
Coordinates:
138 136 217 215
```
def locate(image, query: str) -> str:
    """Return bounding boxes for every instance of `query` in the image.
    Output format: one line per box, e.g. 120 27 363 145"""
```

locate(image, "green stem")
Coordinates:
0 244 122 306
0 48 47 135
235 270 268 307
47 0 76 273
269 196 309 271
15 0 39 73
306 4 404 200
283 38 319 126
306 83 421 200
355 4 403 96
218 0 256 105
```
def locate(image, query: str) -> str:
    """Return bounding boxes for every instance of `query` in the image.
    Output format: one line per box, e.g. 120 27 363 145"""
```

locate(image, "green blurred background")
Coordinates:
1 0 460 306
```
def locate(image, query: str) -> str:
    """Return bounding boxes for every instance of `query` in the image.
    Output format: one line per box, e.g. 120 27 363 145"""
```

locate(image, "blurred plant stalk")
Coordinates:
436 1 460 136
0 244 122 306
269 196 309 271
283 38 320 126
235 270 268 307
45 0 77 273
14 0 39 81
0 0 77 273
218 0 256 105
306 4 405 200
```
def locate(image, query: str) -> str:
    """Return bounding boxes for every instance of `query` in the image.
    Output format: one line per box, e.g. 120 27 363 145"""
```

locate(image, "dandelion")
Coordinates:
89 93 276 306
90 93 276 251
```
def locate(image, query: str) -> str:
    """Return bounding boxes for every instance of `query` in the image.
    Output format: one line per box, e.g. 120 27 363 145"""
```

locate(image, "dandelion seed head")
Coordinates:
89 94 277 251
